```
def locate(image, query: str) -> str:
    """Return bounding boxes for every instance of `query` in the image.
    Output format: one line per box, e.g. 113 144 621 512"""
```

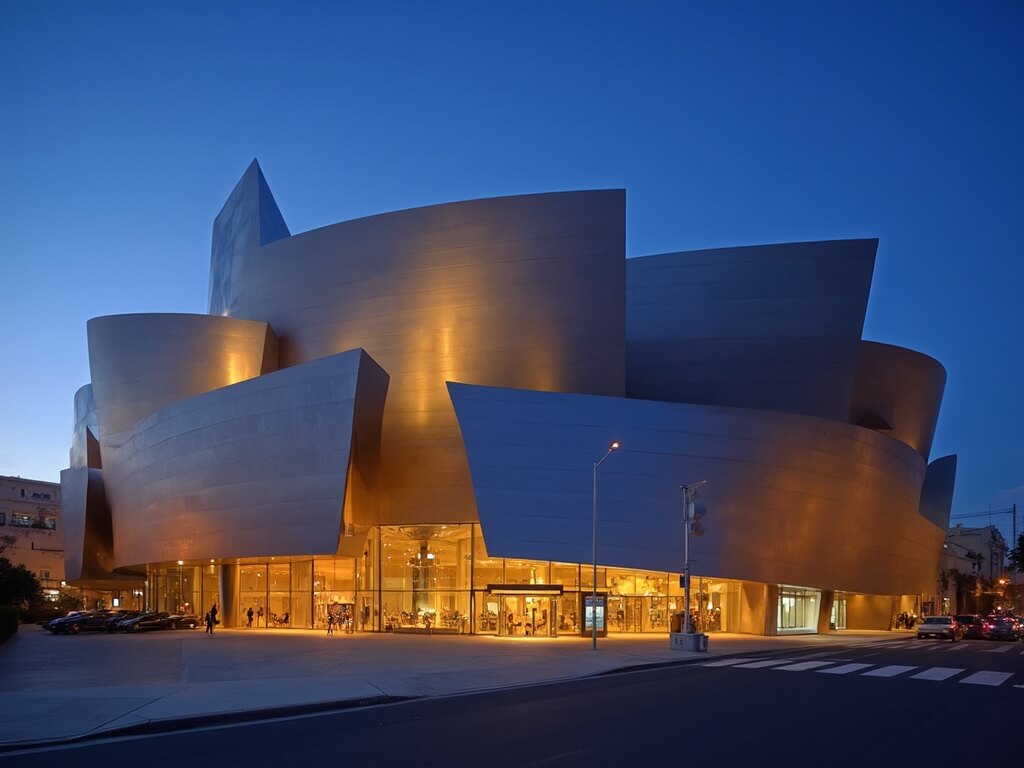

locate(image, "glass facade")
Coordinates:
140 525 767 635
778 586 821 633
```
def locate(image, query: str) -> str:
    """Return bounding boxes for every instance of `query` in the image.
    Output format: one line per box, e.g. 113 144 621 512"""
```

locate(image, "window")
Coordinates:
40 570 50 579
10 513 32 528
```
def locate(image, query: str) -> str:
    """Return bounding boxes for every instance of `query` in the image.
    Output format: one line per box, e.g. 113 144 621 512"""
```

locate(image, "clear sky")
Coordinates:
1 2 1021 542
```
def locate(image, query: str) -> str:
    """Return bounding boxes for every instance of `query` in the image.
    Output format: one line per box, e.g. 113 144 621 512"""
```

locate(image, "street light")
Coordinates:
592 440 621 650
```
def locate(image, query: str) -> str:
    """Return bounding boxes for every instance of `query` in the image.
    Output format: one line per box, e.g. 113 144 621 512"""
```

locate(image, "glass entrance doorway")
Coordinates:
498 595 556 637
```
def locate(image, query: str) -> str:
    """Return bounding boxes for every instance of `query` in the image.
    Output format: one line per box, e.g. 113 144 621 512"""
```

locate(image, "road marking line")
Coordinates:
982 645 1014 653
817 663 874 675
861 665 918 678
959 671 1013 686
733 659 796 669
774 661 835 672
943 644 967 651
910 667 964 681
702 658 756 667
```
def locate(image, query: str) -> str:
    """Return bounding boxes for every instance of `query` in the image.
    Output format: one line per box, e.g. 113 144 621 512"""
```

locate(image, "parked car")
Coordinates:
47 610 119 634
954 614 986 640
984 616 1018 641
169 614 200 630
117 612 174 633
917 615 962 641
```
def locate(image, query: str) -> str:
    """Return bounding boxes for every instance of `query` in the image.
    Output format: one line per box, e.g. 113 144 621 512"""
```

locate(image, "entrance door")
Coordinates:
498 596 556 637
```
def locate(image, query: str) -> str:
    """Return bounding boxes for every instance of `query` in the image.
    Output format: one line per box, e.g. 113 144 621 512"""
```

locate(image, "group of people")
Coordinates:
245 605 265 627
325 609 353 635
895 611 918 629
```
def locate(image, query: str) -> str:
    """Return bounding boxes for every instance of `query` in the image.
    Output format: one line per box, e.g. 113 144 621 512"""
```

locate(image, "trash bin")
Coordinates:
670 613 682 633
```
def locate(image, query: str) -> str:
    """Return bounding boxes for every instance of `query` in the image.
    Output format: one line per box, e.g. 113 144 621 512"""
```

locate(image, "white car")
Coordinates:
917 616 962 641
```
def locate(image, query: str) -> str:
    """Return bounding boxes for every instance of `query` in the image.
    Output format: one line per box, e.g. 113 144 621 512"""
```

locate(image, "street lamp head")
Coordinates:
609 441 621 451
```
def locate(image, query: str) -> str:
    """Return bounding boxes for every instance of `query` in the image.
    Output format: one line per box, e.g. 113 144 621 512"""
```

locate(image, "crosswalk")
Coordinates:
702 647 1024 689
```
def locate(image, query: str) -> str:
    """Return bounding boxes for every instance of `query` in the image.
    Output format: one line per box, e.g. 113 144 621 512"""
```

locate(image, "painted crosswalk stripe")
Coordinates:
817 663 874 675
702 658 756 667
959 671 1014 686
733 659 795 669
774 661 835 672
983 645 1014 654
861 665 918 678
944 644 967 651
910 667 963 681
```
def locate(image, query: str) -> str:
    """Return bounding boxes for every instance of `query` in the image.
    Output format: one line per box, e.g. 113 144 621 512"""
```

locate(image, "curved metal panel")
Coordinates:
849 341 946 460
626 240 877 421
101 348 388 568
59 467 141 587
919 454 957 529
88 313 279 438
209 159 290 316
211 177 626 525
69 384 102 469
450 382 944 596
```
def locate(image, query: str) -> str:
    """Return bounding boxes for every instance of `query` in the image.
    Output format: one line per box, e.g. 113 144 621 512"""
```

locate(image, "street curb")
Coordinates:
0 655 725 753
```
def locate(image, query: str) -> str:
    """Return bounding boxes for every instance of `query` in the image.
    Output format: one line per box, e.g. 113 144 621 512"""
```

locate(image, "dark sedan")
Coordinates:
116 612 200 632
954 614 986 640
47 611 120 634
984 616 1019 641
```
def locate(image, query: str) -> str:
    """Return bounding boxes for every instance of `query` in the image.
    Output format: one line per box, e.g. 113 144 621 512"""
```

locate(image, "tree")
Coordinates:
1008 533 1024 573
0 557 43 608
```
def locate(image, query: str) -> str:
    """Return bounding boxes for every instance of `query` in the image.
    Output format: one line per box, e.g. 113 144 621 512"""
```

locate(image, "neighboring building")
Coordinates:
946 524 1007 583
0 475 65 600
60 160 956 635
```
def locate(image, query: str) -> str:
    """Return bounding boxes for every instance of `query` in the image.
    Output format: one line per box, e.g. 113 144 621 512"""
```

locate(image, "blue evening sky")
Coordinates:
1 2 1020 541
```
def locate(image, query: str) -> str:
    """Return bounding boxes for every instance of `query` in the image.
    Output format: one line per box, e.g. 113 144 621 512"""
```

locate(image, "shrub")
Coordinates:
0 606 18 644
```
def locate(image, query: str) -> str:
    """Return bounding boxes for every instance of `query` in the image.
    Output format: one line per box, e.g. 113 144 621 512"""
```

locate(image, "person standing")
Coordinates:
247 606 254 628
326 611 335 636
257 605 264 627
206 603 218 634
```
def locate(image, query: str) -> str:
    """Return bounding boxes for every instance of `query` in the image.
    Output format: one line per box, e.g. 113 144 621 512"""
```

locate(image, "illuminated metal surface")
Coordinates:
209 170 626 525
101 348 388 569
450 382 945 596
59 467 140 586
849 340 946 460
69 384 101 470
88 313 278 438
626 240 876 421
919 454 958 529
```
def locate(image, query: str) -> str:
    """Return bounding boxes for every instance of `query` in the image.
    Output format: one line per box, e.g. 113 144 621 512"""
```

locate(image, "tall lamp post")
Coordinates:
680 481 708 634
592 440 621 650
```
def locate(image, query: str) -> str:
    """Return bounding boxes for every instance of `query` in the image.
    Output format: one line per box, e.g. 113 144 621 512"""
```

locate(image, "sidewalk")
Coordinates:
0 625 896 749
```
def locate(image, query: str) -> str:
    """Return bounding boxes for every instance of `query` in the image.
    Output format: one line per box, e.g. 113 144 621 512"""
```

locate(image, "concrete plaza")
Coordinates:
0 625 902 749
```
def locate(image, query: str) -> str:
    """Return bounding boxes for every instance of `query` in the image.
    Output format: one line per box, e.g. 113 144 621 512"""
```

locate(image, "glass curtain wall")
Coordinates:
778 586 821 633
141 537 753 635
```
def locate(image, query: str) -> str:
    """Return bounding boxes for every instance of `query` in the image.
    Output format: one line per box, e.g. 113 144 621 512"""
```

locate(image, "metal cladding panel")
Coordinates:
211 183 626 525
450 382 945 596
919 455 958 529
626 240 877 421
849 341 946 460
88 313 279 439
102 348 389 568
58 467 138 586
70 384 102 469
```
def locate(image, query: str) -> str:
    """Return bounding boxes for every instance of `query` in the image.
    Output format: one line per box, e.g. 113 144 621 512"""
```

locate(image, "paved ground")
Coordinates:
0 624 914 749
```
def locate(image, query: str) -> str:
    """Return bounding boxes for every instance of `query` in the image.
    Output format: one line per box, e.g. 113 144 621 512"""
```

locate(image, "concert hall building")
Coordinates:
60 160 956 636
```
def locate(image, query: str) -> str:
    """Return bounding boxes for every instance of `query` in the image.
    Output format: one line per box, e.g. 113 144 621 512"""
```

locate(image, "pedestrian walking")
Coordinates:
206 603 218 634
247 606 254 628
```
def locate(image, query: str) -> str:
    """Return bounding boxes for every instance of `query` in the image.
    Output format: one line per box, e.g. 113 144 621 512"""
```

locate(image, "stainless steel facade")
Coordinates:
60 160 954 633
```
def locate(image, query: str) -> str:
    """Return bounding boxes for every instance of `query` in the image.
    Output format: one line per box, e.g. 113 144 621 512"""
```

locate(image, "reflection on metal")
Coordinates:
626 240 877 421
208 167 626 525
88 313 278 438
59 467 141 587
101 348 388 569
919 455 958 529
450 381 945 597
70 384 102 469
849 341 947 460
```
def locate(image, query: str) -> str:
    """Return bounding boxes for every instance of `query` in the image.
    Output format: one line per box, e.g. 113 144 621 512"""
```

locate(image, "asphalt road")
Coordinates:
5 637 1021 768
